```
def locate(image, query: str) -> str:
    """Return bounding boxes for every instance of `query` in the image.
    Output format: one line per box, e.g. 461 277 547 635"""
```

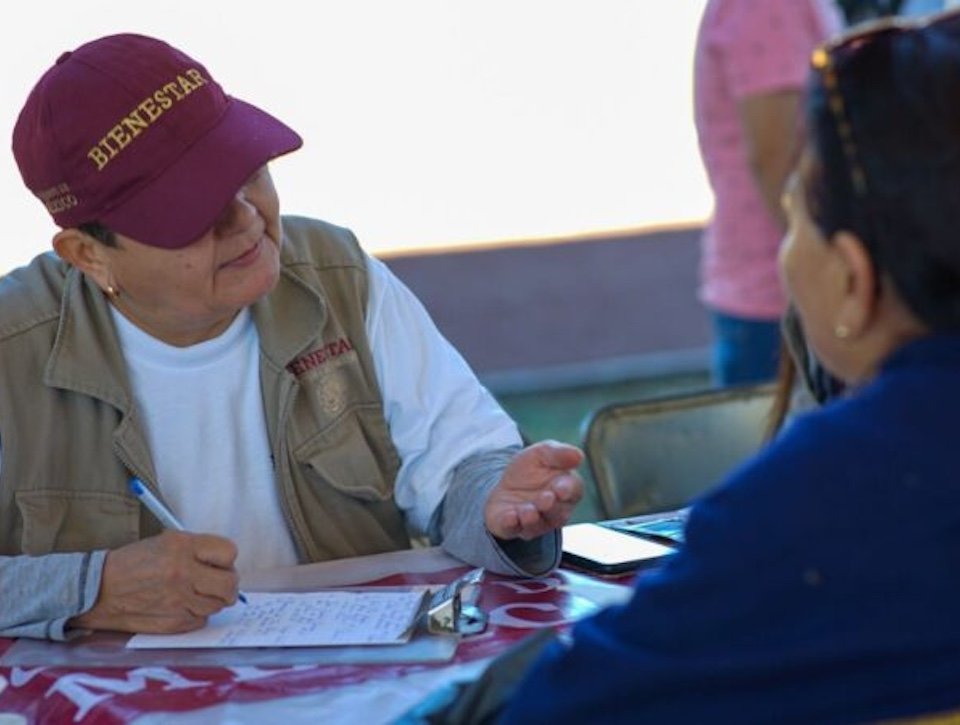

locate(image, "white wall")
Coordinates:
1 0 711 273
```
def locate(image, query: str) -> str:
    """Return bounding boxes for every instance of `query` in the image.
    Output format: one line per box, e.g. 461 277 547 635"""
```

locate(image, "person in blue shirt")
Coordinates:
501 10 960 723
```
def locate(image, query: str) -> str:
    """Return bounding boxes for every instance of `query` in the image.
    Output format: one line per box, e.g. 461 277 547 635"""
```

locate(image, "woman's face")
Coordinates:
779 155 854 383
99 166 282 346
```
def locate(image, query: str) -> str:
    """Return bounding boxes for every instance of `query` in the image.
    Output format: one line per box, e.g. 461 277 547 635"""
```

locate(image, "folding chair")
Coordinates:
581 382 777 519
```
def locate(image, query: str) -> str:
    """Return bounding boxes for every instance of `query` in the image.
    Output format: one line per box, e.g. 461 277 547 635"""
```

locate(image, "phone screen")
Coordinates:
562 523 676 575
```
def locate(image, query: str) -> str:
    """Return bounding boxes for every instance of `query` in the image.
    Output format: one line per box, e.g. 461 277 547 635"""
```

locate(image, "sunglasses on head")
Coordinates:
810 8 960 199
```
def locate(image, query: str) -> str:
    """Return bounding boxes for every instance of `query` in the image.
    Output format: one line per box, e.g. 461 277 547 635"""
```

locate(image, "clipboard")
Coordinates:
0 569 488 668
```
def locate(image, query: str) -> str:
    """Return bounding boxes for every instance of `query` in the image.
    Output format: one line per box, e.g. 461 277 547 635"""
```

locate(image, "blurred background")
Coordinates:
2 1 710 265
2 1 716 520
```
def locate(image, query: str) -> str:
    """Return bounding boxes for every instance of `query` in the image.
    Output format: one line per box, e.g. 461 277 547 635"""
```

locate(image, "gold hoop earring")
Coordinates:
834 323 850 339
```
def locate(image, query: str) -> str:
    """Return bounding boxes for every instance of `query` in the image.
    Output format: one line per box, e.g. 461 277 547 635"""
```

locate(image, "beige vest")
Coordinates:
0 216 410 561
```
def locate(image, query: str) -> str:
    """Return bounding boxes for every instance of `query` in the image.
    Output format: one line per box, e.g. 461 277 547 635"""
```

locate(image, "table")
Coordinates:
0 547 632 724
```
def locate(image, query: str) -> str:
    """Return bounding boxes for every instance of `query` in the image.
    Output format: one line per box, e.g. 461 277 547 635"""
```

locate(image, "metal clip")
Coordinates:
421 567 487 635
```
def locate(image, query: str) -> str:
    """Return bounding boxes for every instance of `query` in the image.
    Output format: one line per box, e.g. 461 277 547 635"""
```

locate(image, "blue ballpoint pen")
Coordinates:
128 477 248 604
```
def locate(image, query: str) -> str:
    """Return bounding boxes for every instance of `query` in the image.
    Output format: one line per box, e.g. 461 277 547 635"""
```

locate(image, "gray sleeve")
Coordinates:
0 550 106 640
430 447 561 577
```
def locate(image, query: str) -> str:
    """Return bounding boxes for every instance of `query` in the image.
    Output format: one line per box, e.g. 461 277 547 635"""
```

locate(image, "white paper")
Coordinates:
127 590 427 649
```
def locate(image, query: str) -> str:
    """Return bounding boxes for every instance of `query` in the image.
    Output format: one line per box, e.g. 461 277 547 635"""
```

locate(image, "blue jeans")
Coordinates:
710 311 781 387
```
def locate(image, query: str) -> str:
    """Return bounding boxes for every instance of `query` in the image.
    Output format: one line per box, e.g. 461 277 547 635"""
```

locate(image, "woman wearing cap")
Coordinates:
0 34 583 640
500 11 960 722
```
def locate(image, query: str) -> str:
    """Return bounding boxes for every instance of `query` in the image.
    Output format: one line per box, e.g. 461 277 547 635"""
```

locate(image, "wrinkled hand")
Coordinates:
485 440 584 540
69 530 241 635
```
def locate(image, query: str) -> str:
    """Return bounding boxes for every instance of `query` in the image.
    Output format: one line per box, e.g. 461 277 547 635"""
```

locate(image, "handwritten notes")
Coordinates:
127 590 428 649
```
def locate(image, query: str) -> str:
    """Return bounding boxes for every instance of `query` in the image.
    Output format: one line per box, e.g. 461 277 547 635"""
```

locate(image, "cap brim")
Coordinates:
101 98 302 249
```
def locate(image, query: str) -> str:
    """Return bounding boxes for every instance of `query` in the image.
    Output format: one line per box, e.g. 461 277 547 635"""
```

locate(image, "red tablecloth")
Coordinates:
0 563 631 723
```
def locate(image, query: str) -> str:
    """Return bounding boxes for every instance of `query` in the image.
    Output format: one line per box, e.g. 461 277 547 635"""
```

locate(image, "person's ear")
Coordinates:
830 230 877 339
52 228 116 292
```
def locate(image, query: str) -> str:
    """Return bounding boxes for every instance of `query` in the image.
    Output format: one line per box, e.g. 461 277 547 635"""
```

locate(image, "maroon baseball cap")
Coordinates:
12 33 303 249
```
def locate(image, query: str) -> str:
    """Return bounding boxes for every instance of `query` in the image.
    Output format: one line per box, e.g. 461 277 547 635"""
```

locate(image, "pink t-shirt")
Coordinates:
694 0 842 319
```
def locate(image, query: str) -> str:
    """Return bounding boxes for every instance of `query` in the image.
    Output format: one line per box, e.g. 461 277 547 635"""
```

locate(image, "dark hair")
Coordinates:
805 17 960 331
77 221 118 247
766 337 798 440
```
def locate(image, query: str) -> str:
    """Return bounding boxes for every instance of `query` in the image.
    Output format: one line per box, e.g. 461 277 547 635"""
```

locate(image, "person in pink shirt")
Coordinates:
694 0 842 385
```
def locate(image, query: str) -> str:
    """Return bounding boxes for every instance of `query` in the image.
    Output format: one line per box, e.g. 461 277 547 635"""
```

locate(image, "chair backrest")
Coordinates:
581 382 777 519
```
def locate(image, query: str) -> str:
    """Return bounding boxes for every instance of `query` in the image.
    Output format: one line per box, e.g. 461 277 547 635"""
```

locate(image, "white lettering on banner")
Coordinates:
488 577 562 595
227 665 313 681
8 668 44 687
488 602 571 629
45 668 210 722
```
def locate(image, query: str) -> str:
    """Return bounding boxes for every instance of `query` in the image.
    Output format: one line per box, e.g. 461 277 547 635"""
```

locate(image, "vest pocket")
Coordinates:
293 403 400 502
15 490 139 555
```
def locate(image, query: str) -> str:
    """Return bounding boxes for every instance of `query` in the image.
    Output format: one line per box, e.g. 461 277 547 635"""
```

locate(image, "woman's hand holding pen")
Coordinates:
68 530 242 635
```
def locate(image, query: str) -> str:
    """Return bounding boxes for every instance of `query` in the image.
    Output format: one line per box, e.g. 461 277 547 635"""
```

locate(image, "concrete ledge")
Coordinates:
382 224 710 383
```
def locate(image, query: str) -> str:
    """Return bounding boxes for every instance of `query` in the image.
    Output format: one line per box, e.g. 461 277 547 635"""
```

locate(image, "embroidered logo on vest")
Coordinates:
286 337 354 377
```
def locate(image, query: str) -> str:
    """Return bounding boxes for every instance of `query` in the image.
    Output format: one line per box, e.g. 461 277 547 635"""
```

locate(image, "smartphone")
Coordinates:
561 522 677 575
606 515 687 546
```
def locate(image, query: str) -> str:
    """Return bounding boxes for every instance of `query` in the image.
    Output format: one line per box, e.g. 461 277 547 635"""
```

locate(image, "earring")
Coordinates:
834 323 850 339
105 285 119 300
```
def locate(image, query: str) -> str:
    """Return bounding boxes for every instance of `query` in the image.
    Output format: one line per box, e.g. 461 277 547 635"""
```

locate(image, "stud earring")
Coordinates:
105 285 119 299
834 323 850 339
